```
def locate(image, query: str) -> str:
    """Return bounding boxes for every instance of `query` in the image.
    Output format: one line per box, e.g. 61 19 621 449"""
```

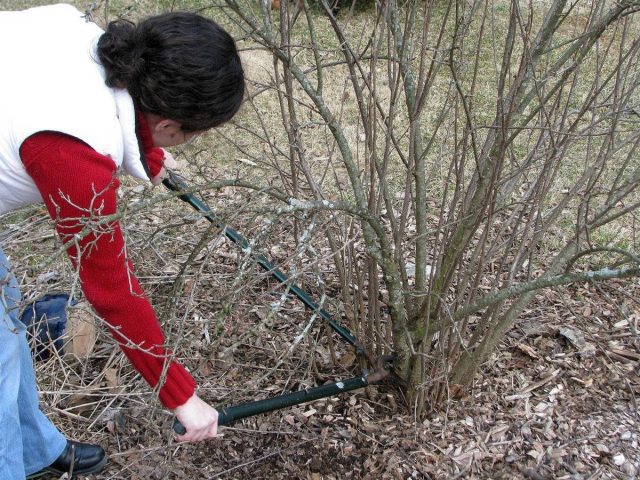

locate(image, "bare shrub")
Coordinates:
182 0 640 417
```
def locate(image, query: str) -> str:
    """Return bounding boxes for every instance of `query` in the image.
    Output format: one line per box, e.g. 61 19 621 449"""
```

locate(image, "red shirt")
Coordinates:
19 114 195 409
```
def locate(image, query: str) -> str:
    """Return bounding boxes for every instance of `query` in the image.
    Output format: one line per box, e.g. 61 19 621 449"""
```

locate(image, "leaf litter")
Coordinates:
1 190 638 480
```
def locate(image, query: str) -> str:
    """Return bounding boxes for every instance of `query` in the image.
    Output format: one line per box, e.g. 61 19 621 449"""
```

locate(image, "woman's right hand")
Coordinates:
173 393 219 442
150 149 178 186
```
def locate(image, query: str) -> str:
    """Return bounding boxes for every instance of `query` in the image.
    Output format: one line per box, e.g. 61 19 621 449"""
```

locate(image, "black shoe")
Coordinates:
27 440 107 478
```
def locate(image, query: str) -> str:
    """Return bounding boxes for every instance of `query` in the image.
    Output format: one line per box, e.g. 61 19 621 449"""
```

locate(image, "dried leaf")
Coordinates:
450 384 468 399
559 326 586 349
104 367 119 394
66 304 96 359
338 350 356 368
516 342 539 359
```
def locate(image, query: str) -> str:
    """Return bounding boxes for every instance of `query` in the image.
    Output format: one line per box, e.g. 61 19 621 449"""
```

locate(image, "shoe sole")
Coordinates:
28 455 108 479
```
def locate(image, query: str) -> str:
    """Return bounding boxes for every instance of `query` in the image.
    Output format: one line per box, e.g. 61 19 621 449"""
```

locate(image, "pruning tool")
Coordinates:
162 171 392 434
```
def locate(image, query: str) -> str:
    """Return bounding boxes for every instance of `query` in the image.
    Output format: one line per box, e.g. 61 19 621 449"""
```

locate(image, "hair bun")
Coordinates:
97 19 140 88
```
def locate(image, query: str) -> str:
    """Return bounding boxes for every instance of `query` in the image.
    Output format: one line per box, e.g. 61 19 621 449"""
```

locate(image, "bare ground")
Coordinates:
89 287 640 480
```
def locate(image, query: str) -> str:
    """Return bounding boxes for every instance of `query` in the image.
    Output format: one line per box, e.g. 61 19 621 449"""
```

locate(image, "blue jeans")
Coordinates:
0 246 67 478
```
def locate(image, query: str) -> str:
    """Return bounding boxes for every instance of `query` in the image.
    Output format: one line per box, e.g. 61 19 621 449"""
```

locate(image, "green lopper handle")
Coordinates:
173 375 369 435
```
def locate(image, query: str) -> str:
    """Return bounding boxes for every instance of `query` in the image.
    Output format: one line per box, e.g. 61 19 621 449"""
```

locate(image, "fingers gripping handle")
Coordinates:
173 412 228 435
173 418 187 435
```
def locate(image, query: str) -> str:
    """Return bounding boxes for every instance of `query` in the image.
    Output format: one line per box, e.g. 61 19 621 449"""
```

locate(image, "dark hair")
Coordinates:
97 12 244 132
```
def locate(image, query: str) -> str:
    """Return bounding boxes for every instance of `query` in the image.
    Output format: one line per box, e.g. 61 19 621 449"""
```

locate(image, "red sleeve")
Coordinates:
20 132 195 409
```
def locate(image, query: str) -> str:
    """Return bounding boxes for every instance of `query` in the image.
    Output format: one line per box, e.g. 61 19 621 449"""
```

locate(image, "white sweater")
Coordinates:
0 4 149 216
